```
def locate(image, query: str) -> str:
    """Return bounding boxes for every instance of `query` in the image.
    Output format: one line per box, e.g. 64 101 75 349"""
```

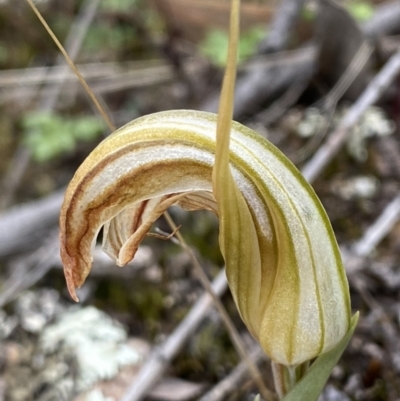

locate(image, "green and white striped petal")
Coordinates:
59 109 350 365
60 0 351 368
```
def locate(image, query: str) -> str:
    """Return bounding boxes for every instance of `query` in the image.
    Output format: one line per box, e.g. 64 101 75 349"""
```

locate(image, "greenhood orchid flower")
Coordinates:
60 108 351 366
59 0 352 372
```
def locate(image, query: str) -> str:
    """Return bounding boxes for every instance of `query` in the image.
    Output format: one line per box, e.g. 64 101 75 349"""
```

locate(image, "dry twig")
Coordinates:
0 60 205 106
0 233 59 307
201 45 317 119
0 189 64 257
291 40 374 164
0 0 101 210
198 344 267 401
352 194 400 259
302 49 400 183
362 0 400 37
202 2 400 121
163 212 274 401
119 270 229 401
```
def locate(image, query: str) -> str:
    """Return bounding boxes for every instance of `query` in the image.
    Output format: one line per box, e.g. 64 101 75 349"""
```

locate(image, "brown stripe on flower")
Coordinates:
61 158 212 299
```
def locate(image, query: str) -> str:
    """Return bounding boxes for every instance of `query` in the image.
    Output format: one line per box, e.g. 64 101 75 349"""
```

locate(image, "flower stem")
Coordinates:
272 361 310 399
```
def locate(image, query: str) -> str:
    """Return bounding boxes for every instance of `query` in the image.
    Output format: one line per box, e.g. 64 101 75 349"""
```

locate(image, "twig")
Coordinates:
302 49 400 183
41 0 101 110
351 276 400 374
362 0 400 38
0 60 166 87
322 41 374 112
341 194 400 277
254 78 308 126
202 2 400 121
198 344 267 401
119 270 229 401
0 233 59 307
291 40 374 164
258 0 306 54
163 212 274 401
25 0 114 130
352 194 400 258
0 67 175 106
0 147 34 210
341 194 400 380
0 0 101 210
0 189 64 257
85 67 175 93
201 45 317 119
0 238 154 307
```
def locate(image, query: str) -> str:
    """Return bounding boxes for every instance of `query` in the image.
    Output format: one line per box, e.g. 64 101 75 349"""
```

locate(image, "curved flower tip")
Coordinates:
59 109 351 365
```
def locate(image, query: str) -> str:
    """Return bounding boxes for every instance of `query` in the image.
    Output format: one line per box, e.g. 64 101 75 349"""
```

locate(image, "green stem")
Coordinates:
272 361 310 399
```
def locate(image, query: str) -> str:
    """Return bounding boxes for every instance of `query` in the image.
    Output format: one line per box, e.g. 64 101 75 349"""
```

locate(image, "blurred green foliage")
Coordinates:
301 5 317 22
200 27 265 67
81 0 161 57
83 24 131 53
100 0 139 12
347 1 374 21
22 112 105 162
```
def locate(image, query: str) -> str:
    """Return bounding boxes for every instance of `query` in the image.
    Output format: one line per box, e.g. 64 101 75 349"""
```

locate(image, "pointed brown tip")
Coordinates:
70 290 80 303
66 275 80 302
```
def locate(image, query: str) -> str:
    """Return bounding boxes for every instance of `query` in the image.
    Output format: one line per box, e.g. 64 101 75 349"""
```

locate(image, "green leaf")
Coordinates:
282 313 359 401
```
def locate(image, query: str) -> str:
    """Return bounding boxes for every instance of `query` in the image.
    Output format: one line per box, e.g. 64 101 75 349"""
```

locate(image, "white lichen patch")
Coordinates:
346 106 395 162
84 389 115 401
297 108 326 138
296 106 395 163
40 306 140 392
15 289 64 334
330 175 379 200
